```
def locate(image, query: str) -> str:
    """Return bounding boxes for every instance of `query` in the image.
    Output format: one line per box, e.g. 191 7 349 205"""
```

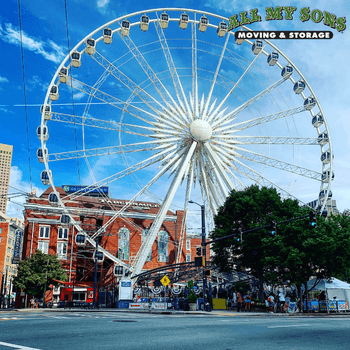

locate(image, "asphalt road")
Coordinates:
1 310 350 350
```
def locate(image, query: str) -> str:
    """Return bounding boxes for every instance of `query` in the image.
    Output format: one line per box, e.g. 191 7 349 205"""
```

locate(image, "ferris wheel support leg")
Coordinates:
131 141 198 279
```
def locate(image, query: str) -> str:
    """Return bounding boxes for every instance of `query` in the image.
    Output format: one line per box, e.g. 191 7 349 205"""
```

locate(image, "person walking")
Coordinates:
245 293 251 311
236 292 243 312
30 298 35 309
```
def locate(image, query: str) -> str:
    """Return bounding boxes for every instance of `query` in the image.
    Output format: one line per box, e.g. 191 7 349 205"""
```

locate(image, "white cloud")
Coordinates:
0 22 65 64
0 76 9 83
97 0 110 14
6 166 45 219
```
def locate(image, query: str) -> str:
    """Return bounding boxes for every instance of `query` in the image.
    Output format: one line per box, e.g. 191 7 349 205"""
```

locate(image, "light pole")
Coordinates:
93 238 98 309
188 200 207 310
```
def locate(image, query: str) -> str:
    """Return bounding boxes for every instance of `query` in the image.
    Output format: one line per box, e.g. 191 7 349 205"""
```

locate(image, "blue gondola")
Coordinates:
49 85 59 101
160 13 169 29
312 114 324 128
40 105 52 120
179 13 189 29
60 214 71 226
198 16 208 32
94 251 104 263
217 21 228 38
71 52 81 68
293 80 305 94
319 190 332 199
140 15 150 32
321 151 333 164
37 147 47 163
113 265 124 276
252 39 263 54
318 132 329 146
48 192 59 205
37 125 49 141
267 52 279 66
321 171 334 182
121 20 130 37
40 170 51 186
281 65 293 78
86 38 96 55
304 97 316 110
75 234 86 246
103 28 112 44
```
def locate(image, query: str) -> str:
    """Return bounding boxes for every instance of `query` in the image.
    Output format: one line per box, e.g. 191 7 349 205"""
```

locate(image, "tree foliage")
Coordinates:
14 250 68 298
210 185 350 298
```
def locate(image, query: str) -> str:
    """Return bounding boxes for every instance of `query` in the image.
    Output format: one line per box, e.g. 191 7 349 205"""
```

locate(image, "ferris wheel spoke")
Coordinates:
207 47 263 125
117 31 185 119
46 140 178 162
216 135 319 145
233 148 321 180
132 141 198 275
154 15 191 119
64 145 178 202
64 76 161 125
91 145 191 240
214 105 306 134
211 76 288 129
233 157 308 204
202 34 230 121
90 50 171 113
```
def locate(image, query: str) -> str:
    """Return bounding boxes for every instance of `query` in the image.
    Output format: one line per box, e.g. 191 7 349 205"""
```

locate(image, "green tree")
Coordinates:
14 250 68 298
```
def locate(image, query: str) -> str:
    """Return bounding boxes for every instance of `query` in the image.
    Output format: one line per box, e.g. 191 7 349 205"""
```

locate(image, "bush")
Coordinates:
187 290 198 303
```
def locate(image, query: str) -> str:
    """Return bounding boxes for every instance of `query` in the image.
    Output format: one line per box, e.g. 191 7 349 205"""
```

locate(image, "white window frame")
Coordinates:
186 253 191 262
58 227 68 240
38 241 49 254
118 227 130 260
158 230 169 263
186 239 191 250
39 226 50 239
57 242 68 260
141 229 152 261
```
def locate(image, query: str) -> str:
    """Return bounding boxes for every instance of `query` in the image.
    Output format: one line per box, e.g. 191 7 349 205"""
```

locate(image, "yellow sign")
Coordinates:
160 275 170 287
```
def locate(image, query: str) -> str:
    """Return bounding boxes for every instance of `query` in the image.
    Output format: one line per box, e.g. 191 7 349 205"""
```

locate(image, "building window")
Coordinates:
58 227 68 240
39 226 50 239
186 253 191 262
57 242 68 259
141 229 152 261
118 227 129 260
158 230 168 262
186 239 191 250
38 241 49 254
0 228 2 234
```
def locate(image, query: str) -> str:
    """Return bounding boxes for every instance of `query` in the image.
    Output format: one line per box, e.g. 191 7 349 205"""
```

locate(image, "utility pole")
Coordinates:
93 238 98 309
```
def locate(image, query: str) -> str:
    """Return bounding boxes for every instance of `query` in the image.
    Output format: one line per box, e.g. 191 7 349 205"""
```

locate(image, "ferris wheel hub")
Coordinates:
189 119 212 142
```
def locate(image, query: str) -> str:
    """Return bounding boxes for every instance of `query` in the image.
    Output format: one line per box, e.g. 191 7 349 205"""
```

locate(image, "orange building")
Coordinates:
22 186 210 299
0 211 24 300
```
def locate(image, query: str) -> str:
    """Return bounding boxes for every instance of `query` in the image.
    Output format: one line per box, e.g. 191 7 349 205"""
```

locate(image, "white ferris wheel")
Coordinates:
37 8 334 277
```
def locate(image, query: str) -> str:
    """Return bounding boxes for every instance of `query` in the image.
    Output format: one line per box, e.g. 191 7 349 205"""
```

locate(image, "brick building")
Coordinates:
22 186 208 297
0 211 24 300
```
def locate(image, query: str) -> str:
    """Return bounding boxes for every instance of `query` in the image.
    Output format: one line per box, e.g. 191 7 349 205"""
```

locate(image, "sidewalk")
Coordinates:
2 307 350 317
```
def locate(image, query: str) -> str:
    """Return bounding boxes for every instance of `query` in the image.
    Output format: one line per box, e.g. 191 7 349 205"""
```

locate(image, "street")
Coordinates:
1 310 350 350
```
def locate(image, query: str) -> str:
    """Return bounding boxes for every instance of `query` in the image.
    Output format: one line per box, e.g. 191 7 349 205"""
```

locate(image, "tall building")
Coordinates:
0 144 13 213
0 211 24 301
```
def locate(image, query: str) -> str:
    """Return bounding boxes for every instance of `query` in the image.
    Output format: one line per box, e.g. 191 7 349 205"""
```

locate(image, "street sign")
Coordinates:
160 275 170 287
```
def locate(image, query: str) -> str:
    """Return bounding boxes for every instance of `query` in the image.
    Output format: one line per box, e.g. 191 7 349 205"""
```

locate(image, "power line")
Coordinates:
17 0 33 192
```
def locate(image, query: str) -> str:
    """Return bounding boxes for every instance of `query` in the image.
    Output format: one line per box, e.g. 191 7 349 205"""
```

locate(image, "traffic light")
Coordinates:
310 211 317 228
196 247 202 256
205 269 211 276
237 228 242 242
271 220 277 236
194 256 205 267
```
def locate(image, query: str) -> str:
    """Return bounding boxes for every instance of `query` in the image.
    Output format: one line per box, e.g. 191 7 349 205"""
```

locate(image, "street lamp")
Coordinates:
188 200 207 310
93 238 98 309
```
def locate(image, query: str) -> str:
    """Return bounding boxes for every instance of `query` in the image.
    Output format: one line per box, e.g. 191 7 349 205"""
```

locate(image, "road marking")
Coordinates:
268 324 310 328
0 341 41 350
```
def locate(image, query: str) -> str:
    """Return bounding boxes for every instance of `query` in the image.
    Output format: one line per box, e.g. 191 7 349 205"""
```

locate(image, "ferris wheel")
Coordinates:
37 8 333 277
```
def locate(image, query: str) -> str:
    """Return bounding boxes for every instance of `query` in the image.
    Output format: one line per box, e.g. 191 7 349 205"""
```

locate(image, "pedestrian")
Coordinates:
267 293 275 313
226 296 231 311
36 299 39 309
244 293 251 311
278 289 286 312
236 292 243 312
30 298 35 309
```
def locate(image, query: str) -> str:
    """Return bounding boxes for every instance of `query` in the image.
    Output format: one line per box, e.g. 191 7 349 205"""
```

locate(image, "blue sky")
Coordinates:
1 0 349 225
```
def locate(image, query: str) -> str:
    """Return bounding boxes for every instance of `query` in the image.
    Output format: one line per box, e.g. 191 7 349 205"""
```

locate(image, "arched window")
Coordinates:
118 227 130 260
141 229 152 261
158 230 168 262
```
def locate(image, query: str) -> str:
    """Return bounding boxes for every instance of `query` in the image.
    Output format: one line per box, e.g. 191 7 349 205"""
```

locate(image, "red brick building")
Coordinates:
22 186 208 293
